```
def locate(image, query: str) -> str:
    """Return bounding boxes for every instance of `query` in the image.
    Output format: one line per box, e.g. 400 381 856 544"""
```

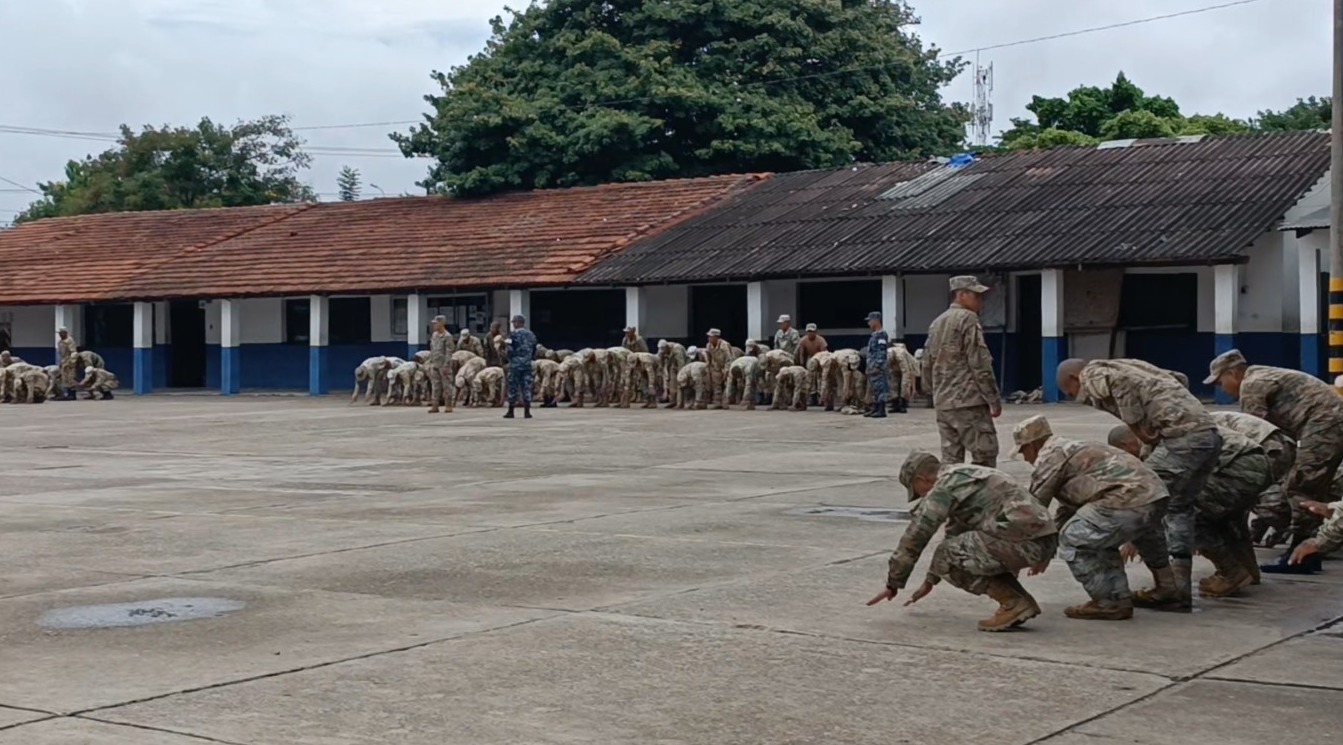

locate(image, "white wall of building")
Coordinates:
642 285 689 338
2 305 55 347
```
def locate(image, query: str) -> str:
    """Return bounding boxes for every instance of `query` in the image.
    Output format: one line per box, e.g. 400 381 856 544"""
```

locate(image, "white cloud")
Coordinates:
0 0 1332 220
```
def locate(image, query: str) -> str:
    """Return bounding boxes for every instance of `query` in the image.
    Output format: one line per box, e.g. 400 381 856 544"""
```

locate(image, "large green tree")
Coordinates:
999 73 1329 150
17 115 315 223
393 0 968 196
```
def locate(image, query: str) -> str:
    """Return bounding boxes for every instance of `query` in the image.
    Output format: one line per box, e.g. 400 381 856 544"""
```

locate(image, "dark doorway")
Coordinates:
531 289 625 350
690 285 747 344
1015 274 1043 392
169 300 206 388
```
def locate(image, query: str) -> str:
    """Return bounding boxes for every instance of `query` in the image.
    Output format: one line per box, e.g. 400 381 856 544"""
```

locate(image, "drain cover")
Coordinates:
40 598 245 630
785 506 910 523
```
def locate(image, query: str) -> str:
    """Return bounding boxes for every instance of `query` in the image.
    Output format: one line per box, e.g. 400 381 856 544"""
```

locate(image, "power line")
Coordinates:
0 175 38 194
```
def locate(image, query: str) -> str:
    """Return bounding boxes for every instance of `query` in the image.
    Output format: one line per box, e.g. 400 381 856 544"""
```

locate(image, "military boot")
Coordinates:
523 404 533 419
1063 599 1134 621
1132 565 1189 611
428 405 440 414
894 397 909 413
978 577 1040 632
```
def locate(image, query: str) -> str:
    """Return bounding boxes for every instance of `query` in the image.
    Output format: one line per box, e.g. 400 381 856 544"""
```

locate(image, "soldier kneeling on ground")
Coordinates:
77 367 120 400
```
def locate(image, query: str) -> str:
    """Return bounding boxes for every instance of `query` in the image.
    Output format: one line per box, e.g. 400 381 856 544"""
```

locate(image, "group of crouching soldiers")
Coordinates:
0 327 120 404
350 319 923 414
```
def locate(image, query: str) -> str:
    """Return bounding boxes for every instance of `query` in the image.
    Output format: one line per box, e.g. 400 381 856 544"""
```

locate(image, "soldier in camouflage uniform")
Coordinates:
676 360 710 409
703 329 733 409
1206 349 1343 574
56 327 79 398
557 354 588 407
887 342 918 414
771 365 808 411
725 354 763 410
76 367 120 399
532 358 562 407
427 316 456 413
924 276 1002 466
1059 358 1222 610
0 350 21 367
868 452 1058 632
773 315 800 360
77 349 104 374
1289 498 1343 567
503 314 538 419
862 312 890 418
454 356 488 407
1209 410 1296 546
471 366 506 407
656 339 689 407
1015 415 1170 620
622 326 649 354
620 352 660 409
458 329 486 359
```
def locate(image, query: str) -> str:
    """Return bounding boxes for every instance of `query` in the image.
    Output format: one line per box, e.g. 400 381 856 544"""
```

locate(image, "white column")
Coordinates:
54 304 80 358
746 281 766 341
625 287 647 333
407 293 427 346
1213 264 1240 339
220 299 241 395
309 295 329 395
132 301 154 395
880 275 901 337
1301 242 1321 376
1041 270 1065 402
508 289 531 323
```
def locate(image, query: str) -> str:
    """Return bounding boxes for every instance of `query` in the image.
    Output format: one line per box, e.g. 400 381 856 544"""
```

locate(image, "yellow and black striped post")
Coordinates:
1332 0 1343 390
1331 277 1343 387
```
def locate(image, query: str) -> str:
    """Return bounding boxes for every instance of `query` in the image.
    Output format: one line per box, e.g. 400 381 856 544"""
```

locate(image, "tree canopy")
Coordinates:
393 0 968 197
16 115 315 223
999 73 1331 150
337 166 362 201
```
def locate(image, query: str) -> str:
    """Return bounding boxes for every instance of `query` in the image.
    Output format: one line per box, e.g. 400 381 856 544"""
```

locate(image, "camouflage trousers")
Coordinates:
1060 501 1169 603
428 366 454 408
935 405 999 468
1282 423 1343 541
58 357 78 388
1249 434 1298 539
507 366 533 406
868 368 889 406
929 531 1058 596
708 367 727 407
1146 427 1222 565
1198 451 1270 574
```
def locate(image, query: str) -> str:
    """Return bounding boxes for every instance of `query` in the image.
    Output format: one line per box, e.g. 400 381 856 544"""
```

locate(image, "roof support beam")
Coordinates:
406 293 428 362
881 276 903 341
132 302 154 396
746 282 766 343
1213 264 1240 402
625 287 648 336
309 295 329 396
509 289 531 325
1041 270 1065 403
220 299 241 396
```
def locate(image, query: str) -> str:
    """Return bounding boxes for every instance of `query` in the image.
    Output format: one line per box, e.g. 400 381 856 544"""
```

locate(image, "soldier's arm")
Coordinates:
1238 377 1270 420
886 487 952 590
1105 374 1148 428
1028 451 1065 511
962 317 1001 406
1310 502 1343 554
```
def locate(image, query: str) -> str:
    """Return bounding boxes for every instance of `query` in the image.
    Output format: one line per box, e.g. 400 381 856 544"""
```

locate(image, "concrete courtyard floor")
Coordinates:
0 397 1339 744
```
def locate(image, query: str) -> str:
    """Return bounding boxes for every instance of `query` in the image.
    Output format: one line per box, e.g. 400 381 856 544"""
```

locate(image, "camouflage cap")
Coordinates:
777 314 791 324
432 315 447 324
623 326 635 333
707 328 721 337
1012 414 1052 454
1204 349 1248 384
865 311 882 322
511 314 526 324
949 275 990 293
805 323 818 332
898 451 941 507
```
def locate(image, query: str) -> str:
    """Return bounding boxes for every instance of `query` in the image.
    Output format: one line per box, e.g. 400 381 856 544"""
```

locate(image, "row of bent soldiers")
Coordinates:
868 348 1343 632
352 313 923 416
0 328 120 403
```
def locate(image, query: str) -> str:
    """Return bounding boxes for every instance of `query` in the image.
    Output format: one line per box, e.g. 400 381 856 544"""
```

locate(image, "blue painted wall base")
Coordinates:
1213 334 1235 404
309 346 329 395
1301 333 1321 380
221 346 241 395
406 343 422 362
1042 336 1065 402
132 347 154 395
152 346 167 389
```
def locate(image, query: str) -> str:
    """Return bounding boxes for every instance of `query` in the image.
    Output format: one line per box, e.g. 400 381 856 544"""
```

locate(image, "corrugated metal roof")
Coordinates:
577 132 1332 285
1280 205 1330 231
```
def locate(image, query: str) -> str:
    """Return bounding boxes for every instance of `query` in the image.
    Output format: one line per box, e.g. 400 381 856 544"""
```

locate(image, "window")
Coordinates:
393 298 408 337
1118 274 1198 330
285 297 372 344
797 280 881 330
84 304 133 348
427 294 490 335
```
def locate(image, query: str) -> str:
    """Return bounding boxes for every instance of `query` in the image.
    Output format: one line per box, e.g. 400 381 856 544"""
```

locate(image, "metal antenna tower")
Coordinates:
970 52 994 148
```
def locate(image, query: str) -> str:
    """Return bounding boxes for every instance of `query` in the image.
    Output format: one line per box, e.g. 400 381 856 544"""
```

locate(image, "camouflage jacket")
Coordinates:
923 303 1000 410
1030 437 1168 529
1313 501 1343 554
704 340 733 372
505 328 538 369
1213 426 1264 472
1238 365 1343 439
57 336 78 362
887 464 1056 590
773 327 801 357
1208 410 1284 447
865 330 889 372
428 330 455 364
622 335 649 354
1077 359 1214 440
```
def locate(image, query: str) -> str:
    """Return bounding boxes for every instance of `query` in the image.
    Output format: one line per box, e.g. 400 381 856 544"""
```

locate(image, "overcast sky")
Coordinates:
0 0 1331 222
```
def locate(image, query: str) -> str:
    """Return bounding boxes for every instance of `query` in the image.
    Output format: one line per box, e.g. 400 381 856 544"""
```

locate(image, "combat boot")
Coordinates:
503 404 515 419
869 405 887 418
428 405 440 414
978 577 1040 632
1132 565 1189 611
1063 599 1134 621
523 404 533 419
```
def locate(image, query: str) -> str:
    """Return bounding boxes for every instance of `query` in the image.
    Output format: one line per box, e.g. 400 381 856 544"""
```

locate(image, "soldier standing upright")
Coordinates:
1205 349 1343 573
773 315 800 360
703 329 732 410
864 311 889 418
923 276 1002 466
622 326 649 354
503 315 538 419
427 315 456 414
56 326 79 400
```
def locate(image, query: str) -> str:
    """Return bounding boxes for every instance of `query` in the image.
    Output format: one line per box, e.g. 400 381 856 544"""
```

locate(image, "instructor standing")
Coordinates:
503 314 538 419
923 276 1002 467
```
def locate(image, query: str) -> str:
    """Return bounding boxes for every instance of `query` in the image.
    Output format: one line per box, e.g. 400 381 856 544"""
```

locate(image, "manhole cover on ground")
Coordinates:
40 598 246 630
785 506 910 523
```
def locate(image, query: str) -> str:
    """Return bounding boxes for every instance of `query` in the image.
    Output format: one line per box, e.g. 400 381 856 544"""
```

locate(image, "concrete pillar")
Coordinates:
220 299 241 395
309 295 329 396
880 275 902 338
746 281 766 342
508 289 530 323
625 287 647 334
1213 264 1240 402
54 304 80 362
1041 270 1067 402
1301 243 1321 377
406 293 427 361
132 302 154 395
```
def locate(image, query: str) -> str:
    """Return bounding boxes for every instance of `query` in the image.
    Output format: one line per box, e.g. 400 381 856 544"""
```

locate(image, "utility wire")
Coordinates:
0 174 38 194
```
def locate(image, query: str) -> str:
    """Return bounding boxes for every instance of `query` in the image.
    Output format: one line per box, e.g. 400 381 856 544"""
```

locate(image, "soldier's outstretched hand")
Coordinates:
1301 500 1335 519
1291 540 1321 565
903 580 935 606
866 588 898 606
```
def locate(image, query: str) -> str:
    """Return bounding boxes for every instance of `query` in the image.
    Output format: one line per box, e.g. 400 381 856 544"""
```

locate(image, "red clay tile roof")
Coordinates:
103 174 764 301
0 204 312 305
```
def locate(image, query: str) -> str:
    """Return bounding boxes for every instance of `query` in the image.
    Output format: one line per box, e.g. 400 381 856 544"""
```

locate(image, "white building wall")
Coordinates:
642 285 688 339
491 290 510 327
369 295 394 342
205 300 221 344
241 298 283 344
3 305 55 347
766 280 797 325
902 275 950 337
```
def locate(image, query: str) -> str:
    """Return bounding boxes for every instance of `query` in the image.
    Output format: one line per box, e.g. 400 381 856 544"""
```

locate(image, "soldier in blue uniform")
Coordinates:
865 311 889 419
504 314 538 419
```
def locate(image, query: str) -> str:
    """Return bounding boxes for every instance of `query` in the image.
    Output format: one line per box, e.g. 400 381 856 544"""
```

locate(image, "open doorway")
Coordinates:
169 300 206 388
1015 274 1042 392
